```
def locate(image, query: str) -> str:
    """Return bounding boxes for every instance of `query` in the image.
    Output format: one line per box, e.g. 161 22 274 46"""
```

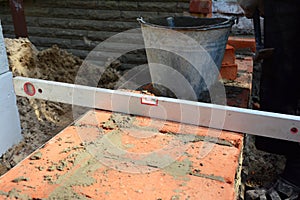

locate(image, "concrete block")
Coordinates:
138 2 178 12
119 1 138 11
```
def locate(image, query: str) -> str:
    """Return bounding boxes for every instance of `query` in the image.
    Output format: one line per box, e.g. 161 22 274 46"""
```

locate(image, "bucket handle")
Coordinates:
229 16 239 25
201 16 238 29
137 17 146 24
213 16 237 27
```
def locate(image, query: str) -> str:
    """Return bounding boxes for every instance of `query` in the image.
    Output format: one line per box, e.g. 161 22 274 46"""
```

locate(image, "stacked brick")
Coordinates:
220 44 238 80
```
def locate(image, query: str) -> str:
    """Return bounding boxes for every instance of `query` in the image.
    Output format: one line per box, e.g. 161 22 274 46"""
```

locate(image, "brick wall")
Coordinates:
0 0 190 60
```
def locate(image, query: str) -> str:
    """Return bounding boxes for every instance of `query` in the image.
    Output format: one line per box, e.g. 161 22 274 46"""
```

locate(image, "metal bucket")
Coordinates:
138 16 235 100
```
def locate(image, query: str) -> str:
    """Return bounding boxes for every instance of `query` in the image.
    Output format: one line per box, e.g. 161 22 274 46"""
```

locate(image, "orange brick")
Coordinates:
224 57 253 108
222 44 236 65
228 36 256 52
220 63 238 80
190 0 212 14
0 110 243 200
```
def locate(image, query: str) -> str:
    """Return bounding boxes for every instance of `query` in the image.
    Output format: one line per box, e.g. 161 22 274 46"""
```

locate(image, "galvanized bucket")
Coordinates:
138 16 235 101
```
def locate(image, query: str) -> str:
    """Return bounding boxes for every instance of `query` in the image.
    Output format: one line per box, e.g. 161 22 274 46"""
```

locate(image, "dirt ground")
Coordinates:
0 38 287 199
241 61 287 190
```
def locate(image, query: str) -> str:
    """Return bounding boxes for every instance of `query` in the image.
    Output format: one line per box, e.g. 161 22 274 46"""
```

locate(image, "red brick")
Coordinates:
222 44 236 65
0 110 243 200
190 0 212 14
220 44 238 80
224 57 253 108
220 63 238 80
228 36 256 52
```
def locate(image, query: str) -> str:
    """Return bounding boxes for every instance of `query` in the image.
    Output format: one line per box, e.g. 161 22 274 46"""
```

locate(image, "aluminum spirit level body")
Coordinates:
13 76 300 143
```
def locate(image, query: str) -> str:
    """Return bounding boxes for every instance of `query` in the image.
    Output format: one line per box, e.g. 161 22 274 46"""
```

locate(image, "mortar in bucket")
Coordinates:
138 16 235 101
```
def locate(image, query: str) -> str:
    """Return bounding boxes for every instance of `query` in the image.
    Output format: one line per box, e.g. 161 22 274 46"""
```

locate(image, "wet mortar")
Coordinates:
1 110 239 199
